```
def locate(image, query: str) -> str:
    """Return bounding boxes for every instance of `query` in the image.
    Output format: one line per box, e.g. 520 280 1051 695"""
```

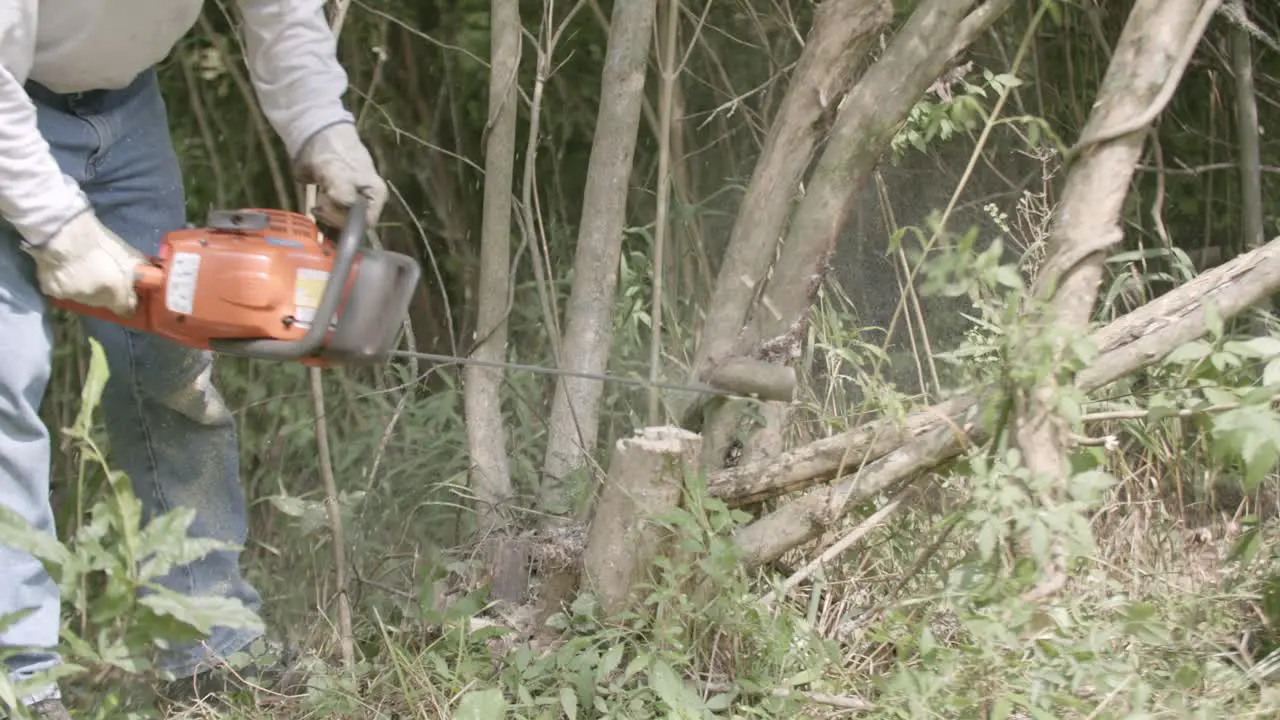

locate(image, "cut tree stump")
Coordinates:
583 426 702 617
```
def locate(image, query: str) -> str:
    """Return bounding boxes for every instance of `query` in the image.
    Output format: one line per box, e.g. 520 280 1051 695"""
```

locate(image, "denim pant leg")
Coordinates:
25 70 264 680
0 215 60 707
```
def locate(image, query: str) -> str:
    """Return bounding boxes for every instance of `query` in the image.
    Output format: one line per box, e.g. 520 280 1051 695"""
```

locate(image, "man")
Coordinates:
0 1 388 717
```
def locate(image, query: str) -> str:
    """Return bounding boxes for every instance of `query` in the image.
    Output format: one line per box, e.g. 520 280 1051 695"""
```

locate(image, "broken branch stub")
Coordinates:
582 426 702 617
705 357 797 402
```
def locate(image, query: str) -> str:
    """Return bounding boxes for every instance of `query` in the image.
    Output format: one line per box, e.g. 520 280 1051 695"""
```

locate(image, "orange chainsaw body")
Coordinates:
53 202 419 366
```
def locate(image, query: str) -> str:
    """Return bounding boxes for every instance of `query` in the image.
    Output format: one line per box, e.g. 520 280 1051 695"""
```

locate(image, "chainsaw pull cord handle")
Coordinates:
208 195 368 361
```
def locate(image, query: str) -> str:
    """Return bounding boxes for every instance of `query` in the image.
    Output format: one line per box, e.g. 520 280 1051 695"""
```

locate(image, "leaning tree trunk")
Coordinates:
540 0 658 517
464 0 521 540
695 0 1015 470
687 0 894 385
1011 0 1217 601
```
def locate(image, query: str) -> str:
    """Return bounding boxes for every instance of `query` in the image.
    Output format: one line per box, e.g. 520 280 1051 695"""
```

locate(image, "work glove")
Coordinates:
294 122 388 232
25 211 145 316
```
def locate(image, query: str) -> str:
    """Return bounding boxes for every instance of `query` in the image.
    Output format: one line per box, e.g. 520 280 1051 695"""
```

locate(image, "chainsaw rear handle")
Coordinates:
208 195 369 361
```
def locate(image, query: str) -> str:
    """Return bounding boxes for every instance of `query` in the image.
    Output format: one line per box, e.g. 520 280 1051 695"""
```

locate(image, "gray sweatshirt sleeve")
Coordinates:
235 0 356 162
0 4 91 246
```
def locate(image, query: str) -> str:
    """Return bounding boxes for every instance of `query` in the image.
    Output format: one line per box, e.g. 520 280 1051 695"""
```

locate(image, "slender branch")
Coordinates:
648 0 681 425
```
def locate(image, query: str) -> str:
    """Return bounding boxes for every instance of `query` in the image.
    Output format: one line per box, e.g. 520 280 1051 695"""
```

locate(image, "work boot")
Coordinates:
27 699 71 720
158 637 312 706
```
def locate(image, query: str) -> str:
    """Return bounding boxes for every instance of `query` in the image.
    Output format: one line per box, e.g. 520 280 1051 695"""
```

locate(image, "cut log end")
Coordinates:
706 357 797 402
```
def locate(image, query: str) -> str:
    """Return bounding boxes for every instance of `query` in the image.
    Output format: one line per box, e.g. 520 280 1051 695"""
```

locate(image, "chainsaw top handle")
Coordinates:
209 195 368 361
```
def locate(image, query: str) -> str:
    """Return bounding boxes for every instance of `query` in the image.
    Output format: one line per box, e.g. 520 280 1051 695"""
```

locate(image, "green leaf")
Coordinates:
705 692 735 711
1225 336 1280 359
1164 340 1213 366
454 687 508 720
75 338 111 434
136 508 233 582
1069 470 1119 504
649 658 695 712
1264 358 1280 388
138 587 264 635
1204 301 1223 341
1227 526 1261 565
559 686 577 720
597 643 625 682
0 505 73 570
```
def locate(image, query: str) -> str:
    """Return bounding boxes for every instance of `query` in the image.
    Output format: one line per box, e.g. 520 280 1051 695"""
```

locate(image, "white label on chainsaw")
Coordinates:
293 268 329 327
165 252 201 315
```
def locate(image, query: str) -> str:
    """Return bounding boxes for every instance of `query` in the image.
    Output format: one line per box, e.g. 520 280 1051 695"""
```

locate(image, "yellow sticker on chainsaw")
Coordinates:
294 268 329 327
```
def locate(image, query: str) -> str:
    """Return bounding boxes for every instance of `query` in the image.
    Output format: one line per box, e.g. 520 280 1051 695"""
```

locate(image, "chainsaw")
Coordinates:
52 196 421 367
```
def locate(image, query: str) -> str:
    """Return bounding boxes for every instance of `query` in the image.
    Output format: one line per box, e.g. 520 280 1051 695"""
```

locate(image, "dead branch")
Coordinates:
714 233 1280 508
583 427 701 616
708 395 975 506
758 489 906 606
733 421 971 569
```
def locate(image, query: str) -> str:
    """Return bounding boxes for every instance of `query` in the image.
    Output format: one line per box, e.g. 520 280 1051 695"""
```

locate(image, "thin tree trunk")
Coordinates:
1230 0 1264 253
464 0 521 537
541 0 658 516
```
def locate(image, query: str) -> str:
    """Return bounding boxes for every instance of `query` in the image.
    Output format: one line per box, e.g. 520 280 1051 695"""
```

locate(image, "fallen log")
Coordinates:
711 233 1280 507
728 233 1280 568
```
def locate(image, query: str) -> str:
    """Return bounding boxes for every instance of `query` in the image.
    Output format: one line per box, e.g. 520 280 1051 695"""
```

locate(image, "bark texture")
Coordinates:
540 0 658 514
1014 0 1216 489
742 0 1014 353
695 0 1011 472
688 0 894 384
582 427 701 616
464 0 520 538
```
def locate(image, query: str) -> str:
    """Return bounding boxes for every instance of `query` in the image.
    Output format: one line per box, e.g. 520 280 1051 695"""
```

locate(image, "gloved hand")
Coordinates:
25 211 145 315
294 122 388 232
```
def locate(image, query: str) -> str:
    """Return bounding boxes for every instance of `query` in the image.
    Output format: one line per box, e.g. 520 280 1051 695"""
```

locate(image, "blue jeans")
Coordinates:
0 69 263 702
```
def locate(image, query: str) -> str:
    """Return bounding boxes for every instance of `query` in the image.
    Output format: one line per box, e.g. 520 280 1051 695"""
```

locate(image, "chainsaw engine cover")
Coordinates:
135 208 419 364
